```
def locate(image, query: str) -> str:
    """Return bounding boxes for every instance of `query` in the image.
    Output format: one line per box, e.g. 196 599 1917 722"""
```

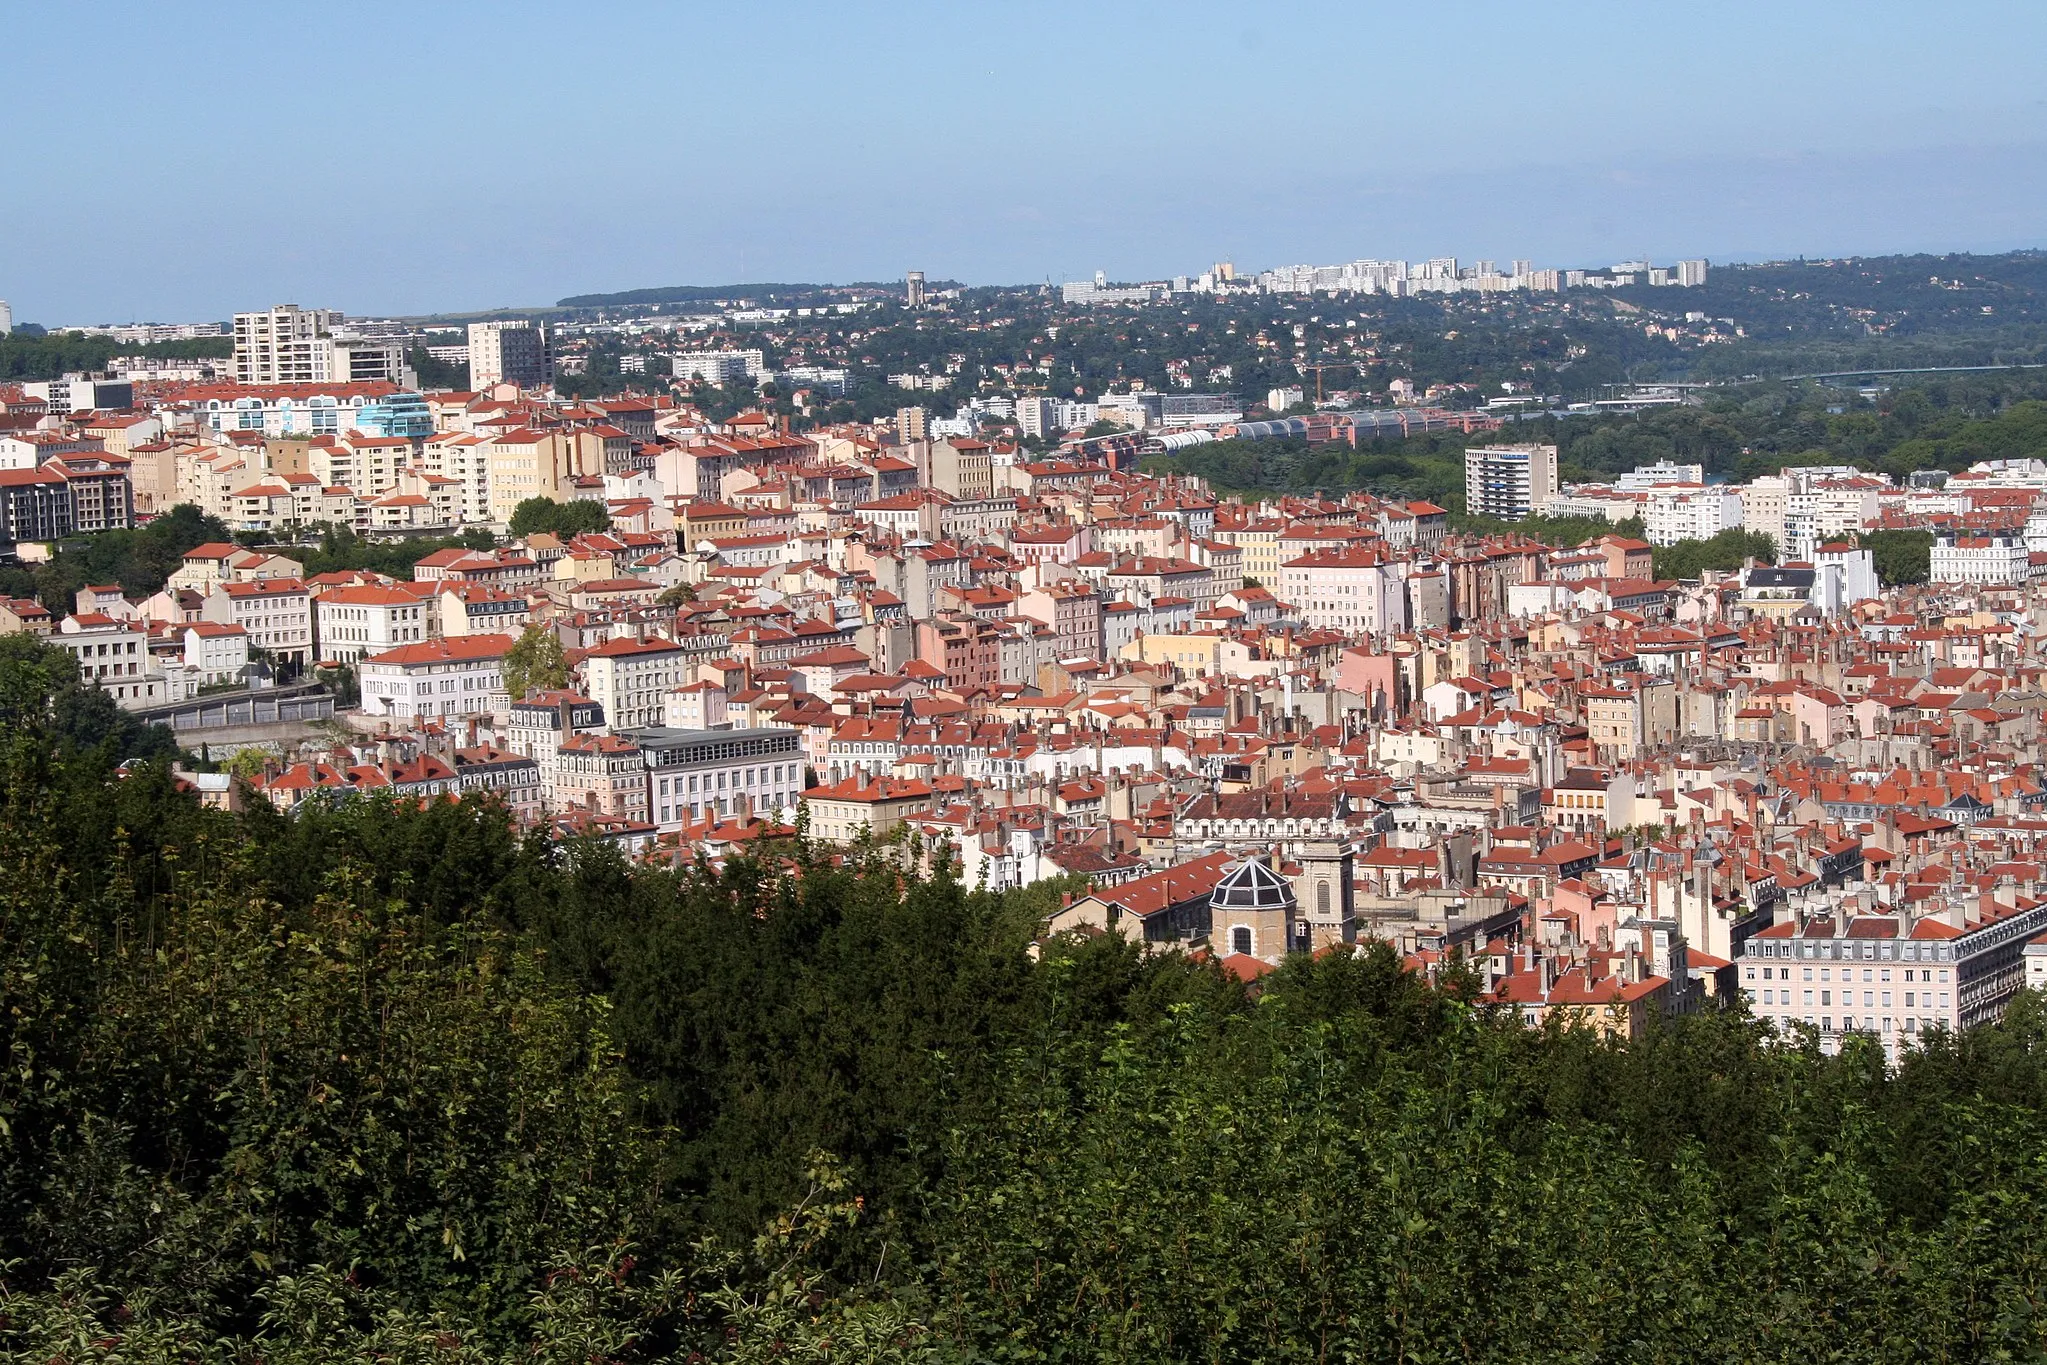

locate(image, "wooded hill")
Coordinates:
5 631 2047 1361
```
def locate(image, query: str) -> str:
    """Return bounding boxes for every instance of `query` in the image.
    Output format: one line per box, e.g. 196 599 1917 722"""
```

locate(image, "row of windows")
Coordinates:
1764 1013 1943 1036
655 763 796 796
1757 988 1947 1009
366 675 499 696
1749 965 1946 984
657 793 795 824
327 606 423 621
1750 940 1952 963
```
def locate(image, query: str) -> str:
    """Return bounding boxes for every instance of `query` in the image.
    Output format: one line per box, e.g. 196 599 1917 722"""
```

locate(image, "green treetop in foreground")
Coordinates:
7 624 2047 1359
503 623 571 699
509 496 612 538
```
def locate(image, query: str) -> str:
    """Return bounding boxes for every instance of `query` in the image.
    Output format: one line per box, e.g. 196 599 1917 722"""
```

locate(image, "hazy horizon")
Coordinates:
6 0 2046 323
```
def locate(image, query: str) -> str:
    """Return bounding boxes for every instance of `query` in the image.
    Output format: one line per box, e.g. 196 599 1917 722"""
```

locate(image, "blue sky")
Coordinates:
6 0 2047 323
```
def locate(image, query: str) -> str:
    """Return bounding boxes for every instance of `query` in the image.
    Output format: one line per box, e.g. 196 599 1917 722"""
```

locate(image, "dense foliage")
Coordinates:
408 345 470 391
0 637 2046 1359
0 515 499 605
1651 528 1779 581
294 523 500 579
503 624 570 698
0 331 230 382
1864 528 1936 586
0 504 232 606
1145 380 2047 513
508 497 613 538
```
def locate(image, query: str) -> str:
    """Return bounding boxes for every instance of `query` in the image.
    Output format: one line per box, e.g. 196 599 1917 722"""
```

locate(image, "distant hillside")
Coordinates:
557 282 843 308
1641 250 2047 330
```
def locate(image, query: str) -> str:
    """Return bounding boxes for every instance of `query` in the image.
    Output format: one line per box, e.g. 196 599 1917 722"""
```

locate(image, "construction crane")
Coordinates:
1296 360 1356 403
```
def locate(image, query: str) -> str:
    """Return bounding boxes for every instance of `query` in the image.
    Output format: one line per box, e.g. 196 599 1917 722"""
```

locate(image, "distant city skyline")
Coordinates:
4 0 2046 322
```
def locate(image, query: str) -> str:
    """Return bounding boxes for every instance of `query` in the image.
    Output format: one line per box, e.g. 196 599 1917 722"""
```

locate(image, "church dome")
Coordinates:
1209 855 1296 913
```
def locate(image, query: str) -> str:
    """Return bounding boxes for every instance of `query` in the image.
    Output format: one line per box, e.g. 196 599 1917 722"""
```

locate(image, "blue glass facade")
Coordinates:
352 392 435 439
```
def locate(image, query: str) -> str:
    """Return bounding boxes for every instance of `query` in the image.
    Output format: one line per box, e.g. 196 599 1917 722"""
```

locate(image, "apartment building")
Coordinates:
315 584 434 664
1281 547 1408 635
1018 581 1105 662
438 583 530 638
800 775 937 844
1213 516 1287 584
636 725 805 829
234 305 342 384
554 733 647 822
1932 534 2029 586
468 320 552 389
51 614 163 708
671 349 765 385
929 437 994 500
483 428 603 525
201 578 314 667
581 635 688 731
1740 899 2047 1062
1641 485 1742 546
1465 443 1558 521
1738 474 1791 552
506 690 606 790
421 432 493 524
358 633 514 719
0 467 80 542
181 622 249 684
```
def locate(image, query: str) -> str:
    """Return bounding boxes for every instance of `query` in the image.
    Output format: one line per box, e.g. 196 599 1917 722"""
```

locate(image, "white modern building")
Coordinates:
234 305 340 383
1931 534 2029 586
315 584 434 664
1615 461 1705 491
230 305 410 388
1811 542 1880 606
468 320 553 389
52 614 164 709
359 633 515 719
1641 485 1743 546
1465 444 1559 521
672 349 766 386
636 725 805 829
1013 395 1057 438
181 622 250 684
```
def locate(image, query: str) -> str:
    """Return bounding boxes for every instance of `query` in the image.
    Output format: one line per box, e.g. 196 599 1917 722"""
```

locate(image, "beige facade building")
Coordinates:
929 437 993 501
468 320 552 389
483 428 602 526
800 775 936 843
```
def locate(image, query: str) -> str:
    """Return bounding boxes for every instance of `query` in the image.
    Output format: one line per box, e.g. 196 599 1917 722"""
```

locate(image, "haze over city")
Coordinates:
5 0 2047 321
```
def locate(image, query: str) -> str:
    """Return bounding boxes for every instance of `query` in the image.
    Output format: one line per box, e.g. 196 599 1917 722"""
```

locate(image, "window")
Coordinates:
1231 926 1252 956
